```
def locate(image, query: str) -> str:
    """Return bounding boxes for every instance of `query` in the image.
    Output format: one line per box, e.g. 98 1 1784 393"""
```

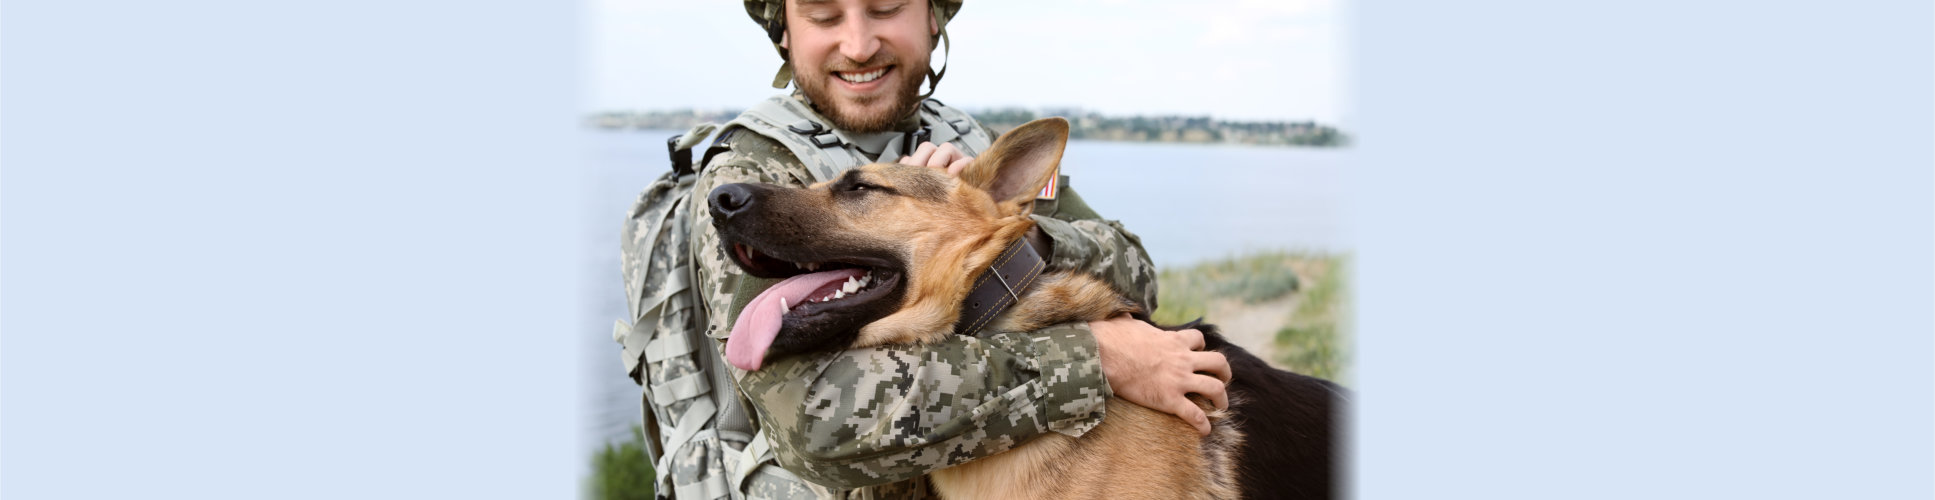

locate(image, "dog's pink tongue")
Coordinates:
726 268 867 371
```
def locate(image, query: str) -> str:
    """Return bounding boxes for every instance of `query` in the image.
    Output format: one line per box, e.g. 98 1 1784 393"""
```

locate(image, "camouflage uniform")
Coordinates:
622 94 1159 499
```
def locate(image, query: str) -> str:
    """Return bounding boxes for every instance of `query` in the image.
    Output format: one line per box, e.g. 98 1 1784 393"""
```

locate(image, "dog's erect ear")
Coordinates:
962 117 1069 208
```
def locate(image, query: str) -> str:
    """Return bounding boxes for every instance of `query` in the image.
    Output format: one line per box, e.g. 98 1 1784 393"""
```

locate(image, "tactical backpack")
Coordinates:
614 96 992 500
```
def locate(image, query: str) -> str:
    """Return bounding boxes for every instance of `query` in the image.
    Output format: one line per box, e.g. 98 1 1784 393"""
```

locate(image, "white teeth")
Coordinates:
834 290 846 299
780 297 789 312
838 68 886 83
803 262 820 271
843 278 859 293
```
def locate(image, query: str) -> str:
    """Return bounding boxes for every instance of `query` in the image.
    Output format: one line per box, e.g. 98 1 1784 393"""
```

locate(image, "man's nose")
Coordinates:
837 19 881 65
709 183 758 221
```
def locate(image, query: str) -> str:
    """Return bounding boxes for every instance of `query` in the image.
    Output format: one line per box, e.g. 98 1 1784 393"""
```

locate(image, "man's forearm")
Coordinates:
734 322 1109 489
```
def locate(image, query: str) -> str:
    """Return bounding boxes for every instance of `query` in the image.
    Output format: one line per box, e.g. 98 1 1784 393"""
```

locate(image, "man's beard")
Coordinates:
795 53 928 133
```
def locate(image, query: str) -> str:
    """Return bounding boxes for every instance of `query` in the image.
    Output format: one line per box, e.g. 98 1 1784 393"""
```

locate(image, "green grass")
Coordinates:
1151 251 1350 384
1150 250 1306 325
589 428 655 500
1274 254 1348 382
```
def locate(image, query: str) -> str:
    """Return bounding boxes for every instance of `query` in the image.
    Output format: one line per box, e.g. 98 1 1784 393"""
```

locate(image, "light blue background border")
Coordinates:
5 0 1929 498
3 1 581 497
1352 1 1932 497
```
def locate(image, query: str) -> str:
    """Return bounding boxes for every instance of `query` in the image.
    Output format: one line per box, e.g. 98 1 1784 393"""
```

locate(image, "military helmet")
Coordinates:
743 0 963 93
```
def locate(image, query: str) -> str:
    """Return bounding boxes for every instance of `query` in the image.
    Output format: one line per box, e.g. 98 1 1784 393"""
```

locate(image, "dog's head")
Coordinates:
707 118 1070 370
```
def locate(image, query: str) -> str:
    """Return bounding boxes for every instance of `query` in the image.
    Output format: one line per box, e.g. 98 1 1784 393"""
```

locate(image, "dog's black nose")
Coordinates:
709 183 757 220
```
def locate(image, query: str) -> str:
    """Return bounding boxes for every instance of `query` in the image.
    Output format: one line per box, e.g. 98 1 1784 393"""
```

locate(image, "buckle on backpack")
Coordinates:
668 134 693 175
901 126 932 157
787 121 824 136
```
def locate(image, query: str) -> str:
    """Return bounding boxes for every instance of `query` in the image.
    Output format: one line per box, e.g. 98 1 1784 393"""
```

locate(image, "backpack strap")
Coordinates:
725 95 997 183
918 98 994 155
726 96 868 183
618 122 749 499
617 123 716 379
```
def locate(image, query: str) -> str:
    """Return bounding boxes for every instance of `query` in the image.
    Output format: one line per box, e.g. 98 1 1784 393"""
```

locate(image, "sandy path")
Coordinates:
1202 294 1299 370
1196 256 1337 372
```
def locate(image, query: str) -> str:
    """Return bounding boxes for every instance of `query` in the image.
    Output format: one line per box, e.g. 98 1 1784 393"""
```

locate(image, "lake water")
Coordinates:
577 128 1349 471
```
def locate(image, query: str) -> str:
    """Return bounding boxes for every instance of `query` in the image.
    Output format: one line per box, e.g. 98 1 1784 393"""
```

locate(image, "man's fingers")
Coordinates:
902 142 938 167
945 157 972 177
1191 350 1233 384
926 143 961 170
1185 374 1230 411
1176 328 1206 351
1173 399 1211 436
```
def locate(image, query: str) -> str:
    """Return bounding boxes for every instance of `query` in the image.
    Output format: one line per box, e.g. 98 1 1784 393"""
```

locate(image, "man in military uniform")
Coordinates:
617 1 1234 498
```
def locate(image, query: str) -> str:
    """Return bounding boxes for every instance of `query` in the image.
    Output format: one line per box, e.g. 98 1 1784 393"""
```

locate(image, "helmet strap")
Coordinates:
771 58 793 89
922 23 950 98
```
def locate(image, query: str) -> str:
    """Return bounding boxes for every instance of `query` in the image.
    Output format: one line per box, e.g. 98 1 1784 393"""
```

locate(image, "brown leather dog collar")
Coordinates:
954 238 1046 336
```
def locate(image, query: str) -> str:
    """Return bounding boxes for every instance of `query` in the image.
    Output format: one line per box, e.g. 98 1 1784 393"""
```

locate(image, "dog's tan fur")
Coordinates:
749 119 1242 499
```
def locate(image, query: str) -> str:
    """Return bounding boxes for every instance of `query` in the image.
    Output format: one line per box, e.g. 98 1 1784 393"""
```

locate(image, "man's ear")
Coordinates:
961 117 1069 207
780 31 789 50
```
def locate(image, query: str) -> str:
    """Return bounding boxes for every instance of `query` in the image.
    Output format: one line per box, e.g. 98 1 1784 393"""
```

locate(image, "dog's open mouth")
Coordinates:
722 242 905 371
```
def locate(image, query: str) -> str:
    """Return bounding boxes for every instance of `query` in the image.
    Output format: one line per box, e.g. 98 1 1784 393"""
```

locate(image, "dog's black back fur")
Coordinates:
1171 320 1346 500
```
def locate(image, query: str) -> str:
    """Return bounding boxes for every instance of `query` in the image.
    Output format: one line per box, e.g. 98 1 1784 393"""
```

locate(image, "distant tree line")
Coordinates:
586 107 1349 148
970 107 1349 147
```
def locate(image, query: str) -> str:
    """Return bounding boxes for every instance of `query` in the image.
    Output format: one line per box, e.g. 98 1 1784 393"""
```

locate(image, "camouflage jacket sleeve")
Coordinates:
991 120 1162 310
1030 184 1162 311
691 130 1150 492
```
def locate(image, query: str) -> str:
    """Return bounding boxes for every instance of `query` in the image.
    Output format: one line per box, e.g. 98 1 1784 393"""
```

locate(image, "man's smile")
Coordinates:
833 66 893 90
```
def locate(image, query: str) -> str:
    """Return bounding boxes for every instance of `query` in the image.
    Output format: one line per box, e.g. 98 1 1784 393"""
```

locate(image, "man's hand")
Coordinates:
1090 315 1232 436
899 142 973 176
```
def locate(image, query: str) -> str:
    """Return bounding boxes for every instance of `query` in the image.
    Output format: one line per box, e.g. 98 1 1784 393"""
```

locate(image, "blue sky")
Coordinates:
586 0 1347 123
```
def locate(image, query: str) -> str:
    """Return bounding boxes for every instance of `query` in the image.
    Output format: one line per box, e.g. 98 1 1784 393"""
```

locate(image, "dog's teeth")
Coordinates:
834 290 846 299
842 280 859 293
780 297 789 312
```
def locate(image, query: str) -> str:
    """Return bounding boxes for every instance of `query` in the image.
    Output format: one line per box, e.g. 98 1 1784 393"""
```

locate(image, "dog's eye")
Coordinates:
848 182 878 192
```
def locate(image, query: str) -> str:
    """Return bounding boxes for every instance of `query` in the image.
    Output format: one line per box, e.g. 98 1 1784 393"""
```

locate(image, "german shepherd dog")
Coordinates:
707 118 1344 500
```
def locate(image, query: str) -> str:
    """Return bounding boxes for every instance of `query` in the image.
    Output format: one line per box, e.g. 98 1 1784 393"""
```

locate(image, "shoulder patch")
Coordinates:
1037 170 1060 200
